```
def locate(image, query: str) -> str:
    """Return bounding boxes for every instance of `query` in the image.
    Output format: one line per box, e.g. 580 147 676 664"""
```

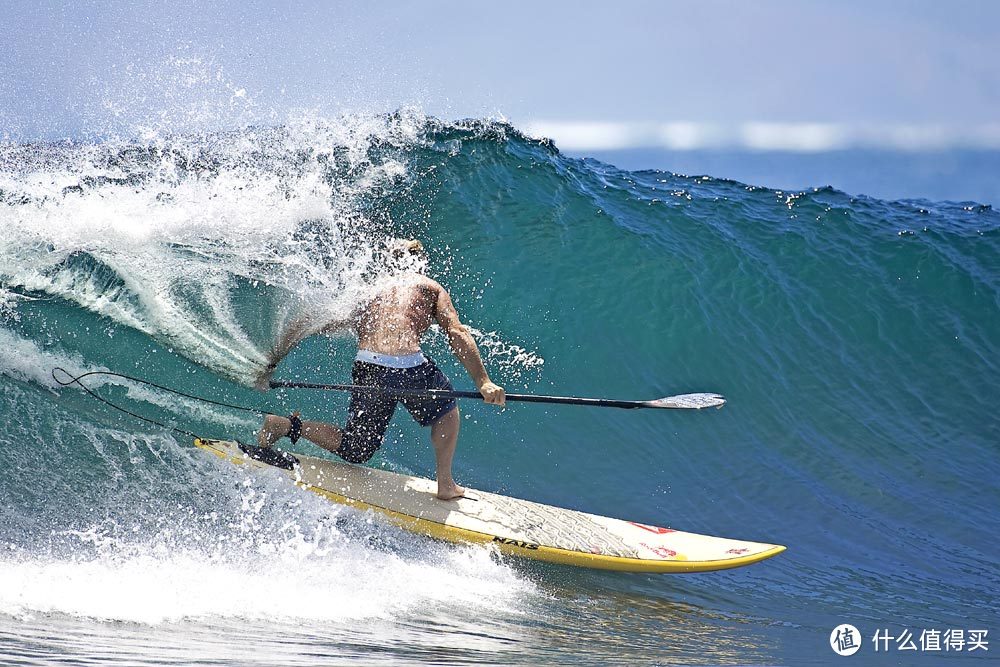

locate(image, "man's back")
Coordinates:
356 275 441 355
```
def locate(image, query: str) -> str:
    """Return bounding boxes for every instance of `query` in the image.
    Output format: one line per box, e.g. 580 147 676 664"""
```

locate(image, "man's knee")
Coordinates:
337 445 378 464
336 431 381 464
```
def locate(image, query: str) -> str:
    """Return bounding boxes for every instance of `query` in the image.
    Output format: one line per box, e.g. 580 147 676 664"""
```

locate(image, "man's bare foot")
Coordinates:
436 482 466 500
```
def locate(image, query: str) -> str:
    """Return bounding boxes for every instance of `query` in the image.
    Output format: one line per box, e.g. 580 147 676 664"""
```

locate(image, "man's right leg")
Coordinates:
429 406 465 500
257 414 344 454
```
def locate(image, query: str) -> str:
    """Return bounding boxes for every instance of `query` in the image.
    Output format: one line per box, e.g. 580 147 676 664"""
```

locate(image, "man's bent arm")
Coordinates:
434 287 505 406
447 324 490 387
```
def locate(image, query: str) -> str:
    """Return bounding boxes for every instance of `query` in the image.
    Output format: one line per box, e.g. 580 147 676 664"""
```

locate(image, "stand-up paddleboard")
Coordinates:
194 438 785 573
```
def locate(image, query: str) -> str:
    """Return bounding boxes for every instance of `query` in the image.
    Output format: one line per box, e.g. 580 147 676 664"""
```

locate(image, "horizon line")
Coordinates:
523 120 1000 153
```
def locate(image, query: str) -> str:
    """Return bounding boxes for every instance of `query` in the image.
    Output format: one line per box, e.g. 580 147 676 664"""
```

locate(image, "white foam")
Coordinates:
0 543 527 624
0 328 98 391
0 469 536 625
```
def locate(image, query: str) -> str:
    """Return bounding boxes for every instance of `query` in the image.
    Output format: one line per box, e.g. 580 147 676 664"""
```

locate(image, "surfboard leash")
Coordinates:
51 367 267 440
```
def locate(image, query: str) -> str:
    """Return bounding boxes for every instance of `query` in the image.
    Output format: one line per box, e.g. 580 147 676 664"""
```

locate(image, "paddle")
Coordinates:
267 381 726 410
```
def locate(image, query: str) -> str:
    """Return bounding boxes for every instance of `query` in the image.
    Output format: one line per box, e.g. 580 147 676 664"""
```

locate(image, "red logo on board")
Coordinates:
629 521 675 534
640 542 677 558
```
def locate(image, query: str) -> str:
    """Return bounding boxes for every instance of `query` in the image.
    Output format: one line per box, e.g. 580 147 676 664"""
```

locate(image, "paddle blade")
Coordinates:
644 393 726 410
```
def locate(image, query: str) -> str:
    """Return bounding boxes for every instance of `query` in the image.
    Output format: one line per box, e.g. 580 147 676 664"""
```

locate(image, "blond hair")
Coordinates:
389 238 426 259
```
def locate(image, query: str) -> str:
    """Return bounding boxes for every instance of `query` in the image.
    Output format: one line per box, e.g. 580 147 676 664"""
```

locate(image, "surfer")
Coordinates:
254 239 505 500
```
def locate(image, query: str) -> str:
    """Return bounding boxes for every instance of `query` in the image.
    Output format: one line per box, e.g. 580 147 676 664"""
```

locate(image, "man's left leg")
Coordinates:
430 406 464 500
257 414 344 454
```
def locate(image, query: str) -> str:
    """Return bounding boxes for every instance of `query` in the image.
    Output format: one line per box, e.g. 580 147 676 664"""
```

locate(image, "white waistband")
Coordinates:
355 349 428 368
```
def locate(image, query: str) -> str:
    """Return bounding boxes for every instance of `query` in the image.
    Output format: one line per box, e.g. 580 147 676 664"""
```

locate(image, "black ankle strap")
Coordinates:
288 413 303 444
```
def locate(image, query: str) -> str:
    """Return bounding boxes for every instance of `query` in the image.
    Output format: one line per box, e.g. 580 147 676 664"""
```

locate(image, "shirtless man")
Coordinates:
255 239 505 500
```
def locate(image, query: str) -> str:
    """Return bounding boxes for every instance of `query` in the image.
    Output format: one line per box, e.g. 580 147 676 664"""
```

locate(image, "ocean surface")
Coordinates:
0 114 997 665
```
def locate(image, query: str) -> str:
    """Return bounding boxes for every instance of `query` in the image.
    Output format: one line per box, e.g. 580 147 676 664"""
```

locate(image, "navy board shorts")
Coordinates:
337 356 457 464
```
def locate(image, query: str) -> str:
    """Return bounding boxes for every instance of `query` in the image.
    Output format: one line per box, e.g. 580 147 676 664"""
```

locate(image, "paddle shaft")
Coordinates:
269 380 658 410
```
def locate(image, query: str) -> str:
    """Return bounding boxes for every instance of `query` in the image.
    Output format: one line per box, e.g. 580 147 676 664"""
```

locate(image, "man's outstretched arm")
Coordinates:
254 312 354 390
434 287 505 406
255 318 310 390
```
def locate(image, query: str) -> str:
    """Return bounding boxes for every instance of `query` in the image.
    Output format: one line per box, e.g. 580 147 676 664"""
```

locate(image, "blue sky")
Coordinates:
2 0 998 144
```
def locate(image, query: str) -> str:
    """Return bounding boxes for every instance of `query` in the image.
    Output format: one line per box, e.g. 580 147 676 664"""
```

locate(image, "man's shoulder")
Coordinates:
416 275 446 295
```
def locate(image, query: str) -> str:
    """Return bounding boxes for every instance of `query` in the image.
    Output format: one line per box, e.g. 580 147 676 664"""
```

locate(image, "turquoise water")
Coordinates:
1 115 997 665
